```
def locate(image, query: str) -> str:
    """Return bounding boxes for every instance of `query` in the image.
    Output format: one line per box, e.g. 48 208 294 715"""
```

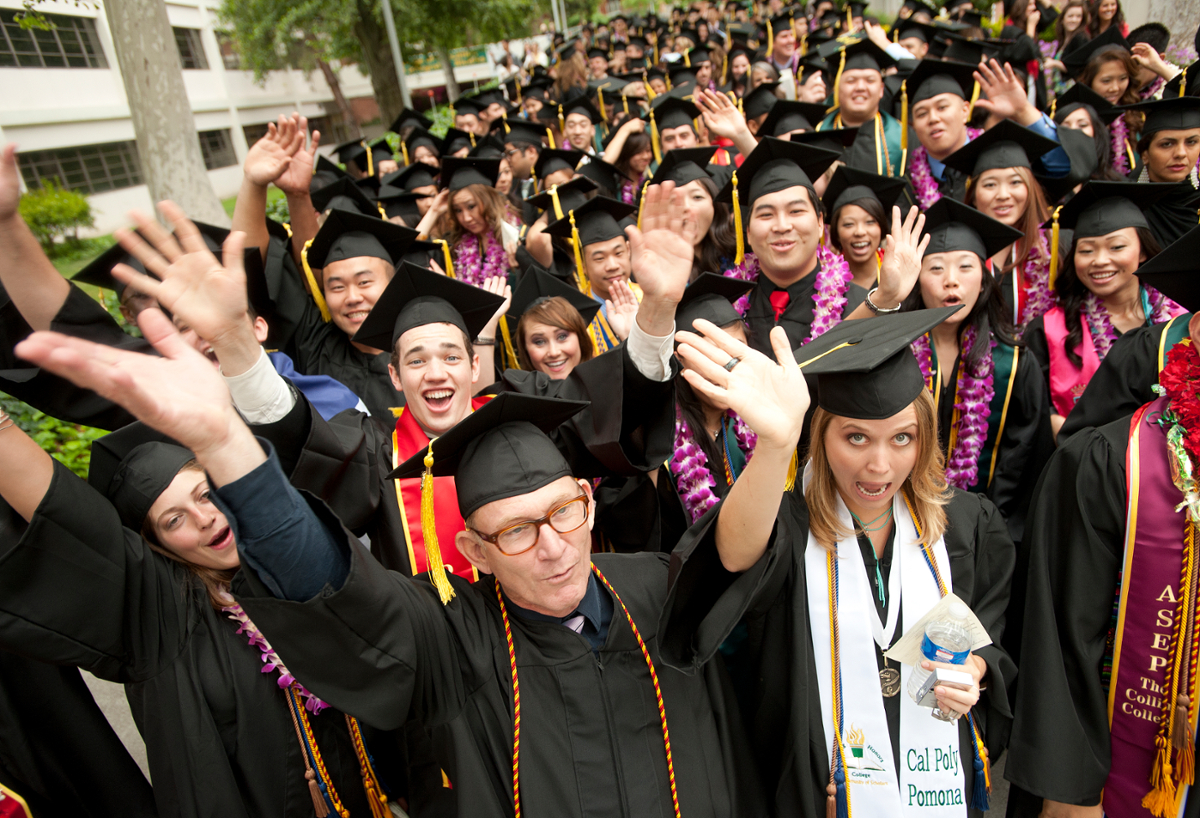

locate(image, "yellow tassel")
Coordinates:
623 95 630 115
282 222 293 238
684 49 691 67
401 141 410 166
1049 97 1057 119
300 240 332 322
515 82 523 104
469 131 476 148
784 449 798 491
598 88 607 123
558 104 566 135
546 127 556 149
900 80 909 151
437 239 456 279
1143 741 1177 818
390 407 405 418
500 317 520 370
649 109 662 163
828 50 847 114
968 80 981 119
420 442 456 605
570 212 591 295
636 179 651 229
363 140 373 177
731 170 745 265
550 184 565 220
530 168 538 194
800 30 808 56
1048 206 1062 289
377 203 388 219
767 20 773 56
721 50 729 85
846 6 852 29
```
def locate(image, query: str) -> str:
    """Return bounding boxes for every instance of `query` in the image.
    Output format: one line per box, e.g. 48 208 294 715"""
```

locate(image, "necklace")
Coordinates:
850 506 893 533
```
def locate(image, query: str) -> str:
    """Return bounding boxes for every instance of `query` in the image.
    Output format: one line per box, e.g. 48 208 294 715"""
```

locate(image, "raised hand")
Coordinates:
626 181 694 304
478 274 513 336
0 143 20 222
243 115 302 188
798 71 828 104
675 321 809 451
695 88 747 140
972 58 1039 126
604 279 640 341
275 114 321 197
875 205 929 308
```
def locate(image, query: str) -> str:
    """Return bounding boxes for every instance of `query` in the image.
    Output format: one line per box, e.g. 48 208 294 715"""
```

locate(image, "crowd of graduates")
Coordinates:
2 0 1200 816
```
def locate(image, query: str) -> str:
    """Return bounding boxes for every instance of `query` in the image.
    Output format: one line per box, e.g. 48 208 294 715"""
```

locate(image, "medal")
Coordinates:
879 665 901 697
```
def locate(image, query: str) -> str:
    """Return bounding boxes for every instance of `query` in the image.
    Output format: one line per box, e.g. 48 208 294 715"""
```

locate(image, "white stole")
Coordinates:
804 468 967 816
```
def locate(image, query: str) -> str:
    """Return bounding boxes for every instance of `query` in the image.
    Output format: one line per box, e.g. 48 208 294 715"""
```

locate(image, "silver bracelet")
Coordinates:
0 410 13 433
865 288 902 315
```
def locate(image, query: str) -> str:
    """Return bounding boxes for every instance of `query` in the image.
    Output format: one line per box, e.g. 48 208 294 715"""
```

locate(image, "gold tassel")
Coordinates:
401 141 410 166
282 222 293 238
546 126 556 149
363 140 373 177
530 168 538 194
721 49 729 85
767 20 773 56
377 203 388 219
515 82 523 104
636 179 650 229
846 6 852 29
1049 97 1057 119
558 104 566 135
420 442 456 605
684 49 691 67
784 449 798 491
437 239 456 279
469 131 476 148
300 240 332 322
968 80 981 119
800 30 808 56
500 318 520 370
828 50 847 114
570 212 591 295
900 80 909 151
731 170 744 265
1143 739 1178 817
598 88 607 122
550 184 565 220
1048 206 1062 289
649 109 662 163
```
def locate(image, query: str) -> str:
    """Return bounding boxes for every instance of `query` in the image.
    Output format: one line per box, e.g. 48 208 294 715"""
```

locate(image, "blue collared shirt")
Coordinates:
926 114 1071 180
506 572 614 652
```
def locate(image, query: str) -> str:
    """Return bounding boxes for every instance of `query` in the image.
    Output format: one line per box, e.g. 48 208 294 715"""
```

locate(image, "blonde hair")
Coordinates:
805 390 950 550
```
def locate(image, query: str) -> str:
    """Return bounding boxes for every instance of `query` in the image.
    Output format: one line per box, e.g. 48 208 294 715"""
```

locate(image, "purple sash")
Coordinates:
1104 396 1191 817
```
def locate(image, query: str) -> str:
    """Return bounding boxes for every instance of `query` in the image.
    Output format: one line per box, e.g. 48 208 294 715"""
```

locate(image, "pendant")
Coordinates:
879 666 901 698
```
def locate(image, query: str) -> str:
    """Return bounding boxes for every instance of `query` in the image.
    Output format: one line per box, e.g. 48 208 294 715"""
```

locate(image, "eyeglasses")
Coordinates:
470 494 590 555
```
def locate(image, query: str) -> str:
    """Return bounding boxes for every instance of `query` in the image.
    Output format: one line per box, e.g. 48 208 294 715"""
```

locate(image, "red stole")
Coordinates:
1043 305 1100 417
391 395 494 582
0 786 32 818
1105 396 1197 817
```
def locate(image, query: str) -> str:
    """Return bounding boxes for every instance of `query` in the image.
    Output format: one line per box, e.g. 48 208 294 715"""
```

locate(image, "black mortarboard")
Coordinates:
837 39 898 73
72 241 147 295
647 146 717 186
310 176 382 217
468 135 507 160
390 108 435 135
554 39 582 63
533 148 584 180
385 161 439 192
667 63 699 88
544 196 636 246
758 99 827 136
525 175 598 214
451 96 486 118
367 137 394 164
676 272 753 330
305 209 418 271
1135 225 1200 313
1053 81 1122 124
355 173 382 198
505 266 602 340
587 46 610 60
1048 181 1177 238
940 36 996 65
767 10 801 39
845 1 868 18
893 20 938 42
821 165 907 216
1035 125 1097 205
575 157 630 197
561 96 603 124
897 0 936 18
333 138 371 170
905 58 977 106
89 424 196 529
1062 25 1130 80
957 8 984 28
686 45 712 65
352 261 505 352
794 306 961 419
375 185 430 222
403 125 441 157
389 392 587 520
645 95 701 131
742 81 782 120
503 119 549 147
940 118 1060 176
439 156 501 190
1162 61 1200 98
921 198 1023 260
1118 95 1200 137
312 154 351 191
465 88 506 108
442 128 476 156
716 137 840 206
788 126 860 158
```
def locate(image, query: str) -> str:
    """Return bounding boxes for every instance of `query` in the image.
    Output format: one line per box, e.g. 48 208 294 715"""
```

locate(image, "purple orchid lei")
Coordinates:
1017 229 1057 328
620 175 645 206
669 408 758 523
1140 75 1166 100
223 601 329 714
1111 115 1131 176
1083 285 1188 360
721 243 852 343
453 230 509 287
911 324 996 490
909 128 984 210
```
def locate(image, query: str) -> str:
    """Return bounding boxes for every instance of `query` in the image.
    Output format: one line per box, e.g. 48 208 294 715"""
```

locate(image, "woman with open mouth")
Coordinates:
0 419 393 818
822 166 908 293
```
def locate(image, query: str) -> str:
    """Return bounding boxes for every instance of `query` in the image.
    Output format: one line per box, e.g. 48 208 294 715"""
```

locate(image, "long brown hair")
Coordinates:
965 165 1051 279
554 52 590 99
433 184 511 249
140 460 237 610
1054 0 1091 51
516 296 596 369
1079 47 1143 137
805 390 950 550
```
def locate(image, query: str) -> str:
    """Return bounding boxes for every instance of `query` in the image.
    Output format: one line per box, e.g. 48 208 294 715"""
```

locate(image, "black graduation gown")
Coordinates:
231 535 769 818
1057 315 1193 445
0 462 376 818
1004 416 1200 815
1141 181 1200 249
254 344 674 574
742 265 868 357
659 488 1018 818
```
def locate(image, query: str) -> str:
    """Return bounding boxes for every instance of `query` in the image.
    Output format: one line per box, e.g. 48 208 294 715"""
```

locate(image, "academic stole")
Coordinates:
390 396 493 582
1104 396 1200 818
587 283 642 355
804 465 966 817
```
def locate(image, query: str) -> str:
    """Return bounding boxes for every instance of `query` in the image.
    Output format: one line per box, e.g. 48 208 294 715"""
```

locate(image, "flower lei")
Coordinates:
223 601 329 714
1083 285 1188 361
1154 339 1200 523
669 407 757 522
721 243 852 343
1017 229 1056 327
909 127 984 210
910 325 996 490
452 230 509 287
619 175 643 206
1111 115 1131 176
1140 75 1166 101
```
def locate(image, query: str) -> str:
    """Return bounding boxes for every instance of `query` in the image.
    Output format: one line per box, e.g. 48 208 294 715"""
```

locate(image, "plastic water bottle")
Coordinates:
906 601 973 721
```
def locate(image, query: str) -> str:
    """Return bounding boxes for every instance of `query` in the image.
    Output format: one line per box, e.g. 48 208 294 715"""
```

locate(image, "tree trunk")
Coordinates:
1143 0 1200 55
103 0 228 226
352 0 405 127
437 45 461 102
315 57 362 139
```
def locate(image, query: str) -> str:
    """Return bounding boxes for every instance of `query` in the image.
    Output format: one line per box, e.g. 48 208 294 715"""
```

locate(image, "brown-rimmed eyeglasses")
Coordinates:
469 494 589 556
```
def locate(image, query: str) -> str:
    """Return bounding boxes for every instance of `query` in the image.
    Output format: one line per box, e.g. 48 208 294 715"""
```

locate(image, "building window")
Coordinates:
173 26 209 70
18 141 143 195
198 129 237 170
0 9 108 68
214 30 241 70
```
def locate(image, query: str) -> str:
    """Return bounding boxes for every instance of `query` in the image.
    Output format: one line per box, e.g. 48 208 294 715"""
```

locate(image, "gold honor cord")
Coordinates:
300 240 332 322
437 239 456 279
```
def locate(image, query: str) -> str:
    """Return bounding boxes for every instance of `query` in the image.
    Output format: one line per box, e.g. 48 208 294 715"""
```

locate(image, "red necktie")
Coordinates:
769 290 790 322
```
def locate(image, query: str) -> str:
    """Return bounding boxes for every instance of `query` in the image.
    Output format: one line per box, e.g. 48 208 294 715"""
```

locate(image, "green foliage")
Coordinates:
15 0 100 31
266 192 291 224
216 0 362 82
0 393 107 479
18 180 96 256
428 104 455 138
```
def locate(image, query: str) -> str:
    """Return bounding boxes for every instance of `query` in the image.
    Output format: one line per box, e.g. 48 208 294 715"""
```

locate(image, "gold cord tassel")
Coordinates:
784 449 798 491
684 49 691 68
437 239 455 279
800 30 808 56
767 20 773 57
469 131 476 148
900 80 909 151
598 88 607 123
558 104 566 135
300 240 332 322
1048 206 1062 289
401 141 410 167
550 184 564 220
623 95 630 115
828 50 847 114
570 213 591 295
530 168 538 194
636 179 651 229
731 170 745 265
377 203 388 220
1049 97 1057 119
968 80 981 119
500 318 520 370
649 109 662 163
420 442 456 605
363 140 373 177
546 126 556 149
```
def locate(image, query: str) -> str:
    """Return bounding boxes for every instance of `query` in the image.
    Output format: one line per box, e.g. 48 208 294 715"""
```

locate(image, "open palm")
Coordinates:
626 181 694 305
276 115 321 196
877 205 929 304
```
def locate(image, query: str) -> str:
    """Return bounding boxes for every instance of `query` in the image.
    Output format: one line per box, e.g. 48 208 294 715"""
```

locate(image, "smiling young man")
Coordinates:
817 40 905 177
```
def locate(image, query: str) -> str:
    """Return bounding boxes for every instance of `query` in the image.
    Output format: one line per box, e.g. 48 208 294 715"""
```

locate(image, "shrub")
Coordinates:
0 393 107 479
18 180 95 256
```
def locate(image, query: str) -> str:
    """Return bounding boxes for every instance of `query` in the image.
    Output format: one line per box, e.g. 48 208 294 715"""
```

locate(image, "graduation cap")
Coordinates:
376 184 430 222
647 146 717 186
1135 225 1200 313
403 126 441 160
451 96 487 119
920 198 1023 262
1062 25 1130 80
896 0 936 19
301 210 419 321
627 34 650 51
333 138 372 172
561 96 604 125
88 423 194 529
544 196 636 247
835 38 898 74
716 136 841 207
645 96 702 154
385 161 439 192
788 126 860 158
676 272 753 331
821 165 907 216
504 266 603 353
310 176 383 218
554 39 582 64
940 36 996 65
793 306 962 419
1162 61 1200 99
574 157 629 197
685 45 712 65
758 99 827 137
533 148 584 184
939 118 1060 177
904 58 977 107
1052 81 1122 124
390 108 435 135
73 222 231 296
468 135 506 160
742 81 782 120
956 8 985 29
526 176 599 217
1118 95 1200 137
442 128 477 156
366 137 394 165
312 154 351 191
1047 181 1177 239
438 156 501 191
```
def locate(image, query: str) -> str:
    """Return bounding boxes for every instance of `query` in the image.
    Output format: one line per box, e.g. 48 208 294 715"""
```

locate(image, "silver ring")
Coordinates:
723 356 741 372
